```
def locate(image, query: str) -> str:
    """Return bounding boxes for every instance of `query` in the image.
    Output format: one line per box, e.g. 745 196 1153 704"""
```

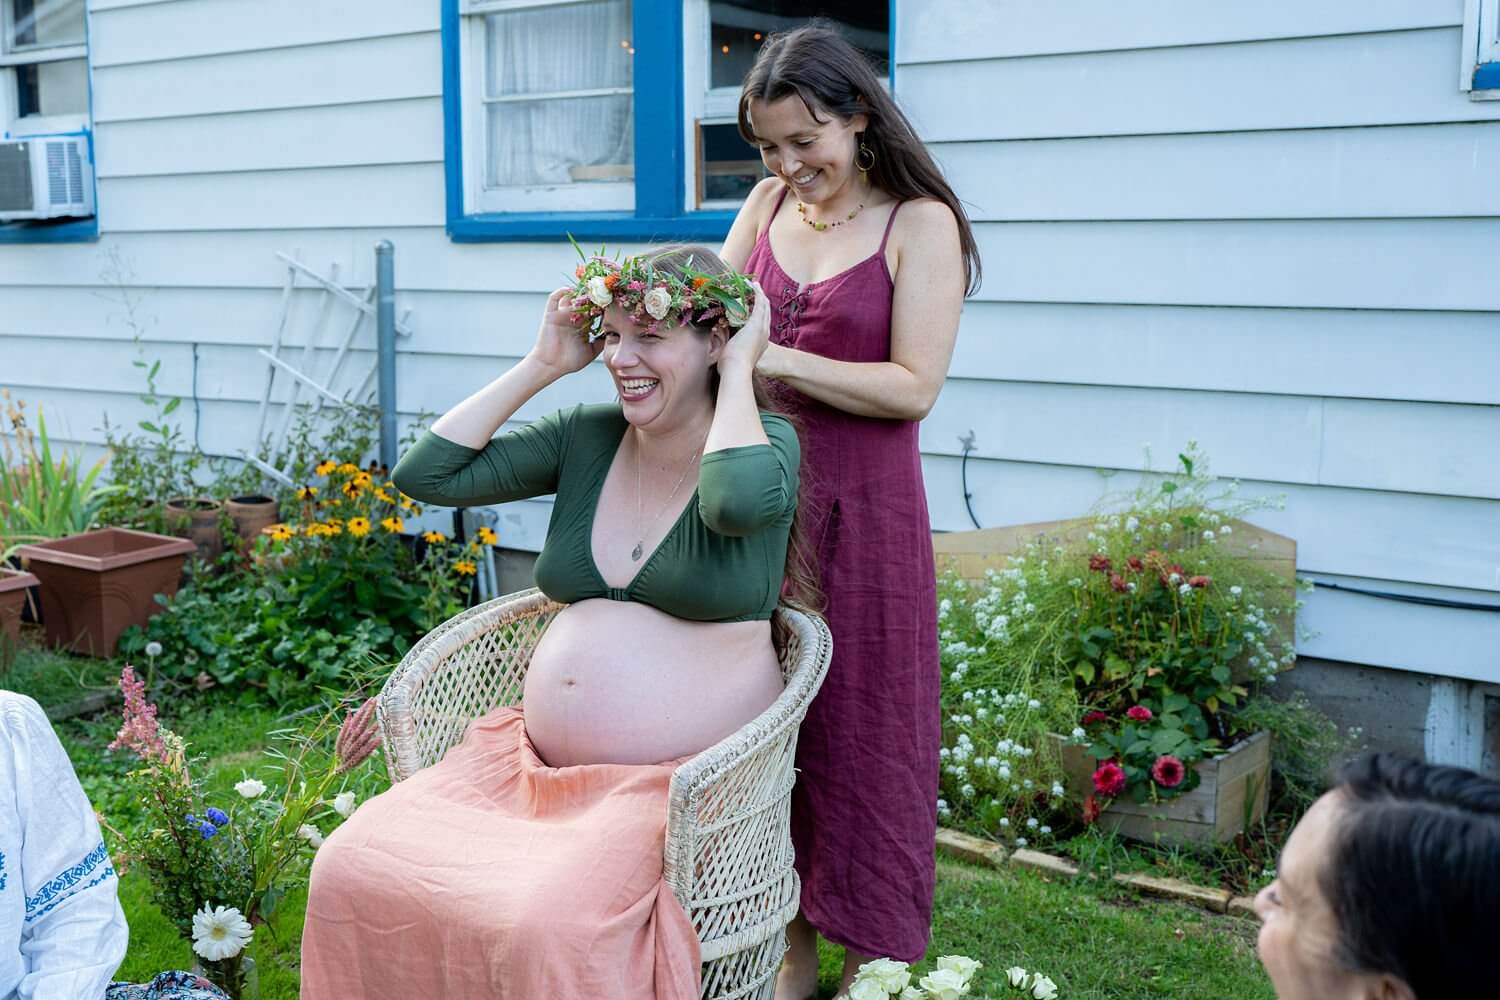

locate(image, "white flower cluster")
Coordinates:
850 955 983 1000
1006 966 1060 999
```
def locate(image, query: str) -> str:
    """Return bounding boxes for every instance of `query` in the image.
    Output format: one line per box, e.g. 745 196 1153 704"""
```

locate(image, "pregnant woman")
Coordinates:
720 24 980 997
300 246 808 999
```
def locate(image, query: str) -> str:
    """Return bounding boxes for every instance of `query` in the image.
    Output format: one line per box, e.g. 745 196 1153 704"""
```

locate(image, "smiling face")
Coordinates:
746 93 867 206
601 305 722 432
1255 792 1407 1000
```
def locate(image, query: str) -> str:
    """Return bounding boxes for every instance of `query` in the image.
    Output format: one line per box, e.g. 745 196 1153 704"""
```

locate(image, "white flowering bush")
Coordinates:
938 445 1305 834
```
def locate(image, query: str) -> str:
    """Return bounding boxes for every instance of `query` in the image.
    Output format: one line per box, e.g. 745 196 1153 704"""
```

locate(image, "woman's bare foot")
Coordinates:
775 914 820 1000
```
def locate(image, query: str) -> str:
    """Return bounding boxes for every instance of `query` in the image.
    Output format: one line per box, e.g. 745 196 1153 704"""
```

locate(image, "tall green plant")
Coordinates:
1 393 120 559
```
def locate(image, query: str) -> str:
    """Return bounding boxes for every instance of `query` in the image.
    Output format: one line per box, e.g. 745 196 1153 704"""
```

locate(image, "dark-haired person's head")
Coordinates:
1255 753 1500 999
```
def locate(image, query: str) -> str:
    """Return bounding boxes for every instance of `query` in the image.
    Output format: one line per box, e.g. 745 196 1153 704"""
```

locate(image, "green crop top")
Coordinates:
391 403 799 623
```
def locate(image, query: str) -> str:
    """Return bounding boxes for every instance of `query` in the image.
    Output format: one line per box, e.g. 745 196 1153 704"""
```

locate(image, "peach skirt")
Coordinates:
299 706 701 999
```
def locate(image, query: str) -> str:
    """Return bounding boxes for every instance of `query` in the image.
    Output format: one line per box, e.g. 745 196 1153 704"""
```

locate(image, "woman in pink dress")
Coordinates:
720 23 981 1000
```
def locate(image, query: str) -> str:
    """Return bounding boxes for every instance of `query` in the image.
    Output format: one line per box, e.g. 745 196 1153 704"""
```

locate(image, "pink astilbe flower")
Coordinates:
334 697 382 774
108 665 165 761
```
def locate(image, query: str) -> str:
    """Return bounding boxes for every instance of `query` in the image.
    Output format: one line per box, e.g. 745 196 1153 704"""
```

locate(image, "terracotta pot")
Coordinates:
164 496 224 563
15 528 195 657
0 567 39 647
225 495 280 542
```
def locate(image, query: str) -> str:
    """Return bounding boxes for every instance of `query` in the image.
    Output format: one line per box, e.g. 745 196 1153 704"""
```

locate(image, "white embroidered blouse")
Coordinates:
0 691 128 999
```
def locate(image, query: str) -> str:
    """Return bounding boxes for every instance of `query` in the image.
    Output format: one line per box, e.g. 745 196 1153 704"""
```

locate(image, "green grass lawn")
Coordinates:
8 640 1275 999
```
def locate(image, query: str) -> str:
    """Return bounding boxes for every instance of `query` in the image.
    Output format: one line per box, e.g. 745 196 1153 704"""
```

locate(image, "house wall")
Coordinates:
0 1 1497 704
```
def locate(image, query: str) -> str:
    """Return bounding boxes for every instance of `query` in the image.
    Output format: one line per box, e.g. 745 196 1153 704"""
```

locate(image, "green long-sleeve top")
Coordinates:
392 403 800 623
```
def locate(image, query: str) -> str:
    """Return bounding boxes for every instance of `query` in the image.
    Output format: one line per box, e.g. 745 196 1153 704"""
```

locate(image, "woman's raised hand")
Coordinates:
528 287 603 377
716 280 771 379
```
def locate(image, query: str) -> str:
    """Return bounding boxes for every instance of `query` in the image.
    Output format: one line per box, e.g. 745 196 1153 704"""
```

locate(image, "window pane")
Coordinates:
8 0 86 50
698 122 764 205
709 2 888 90
17 56 87 119
486 94 633 188
485 1 632 98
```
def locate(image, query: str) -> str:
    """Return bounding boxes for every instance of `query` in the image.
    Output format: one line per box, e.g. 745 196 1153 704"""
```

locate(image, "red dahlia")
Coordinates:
1082 711 1111 726
1126 705 1153 722
1110 573 1128 593
1127 557 1144 572
1092 761 1126 798
1151 754 1187 788
1081 793 1102 825
1088 555 1112 573
1189 575 1212 589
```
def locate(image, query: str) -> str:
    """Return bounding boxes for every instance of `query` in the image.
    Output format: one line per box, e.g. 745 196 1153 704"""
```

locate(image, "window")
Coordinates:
442 0 890 240
1462 0 1500 97
0 0 95 243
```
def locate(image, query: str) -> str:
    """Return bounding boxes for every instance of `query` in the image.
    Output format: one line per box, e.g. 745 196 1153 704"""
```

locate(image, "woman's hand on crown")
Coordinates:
716 281 771 379
528 287 603 377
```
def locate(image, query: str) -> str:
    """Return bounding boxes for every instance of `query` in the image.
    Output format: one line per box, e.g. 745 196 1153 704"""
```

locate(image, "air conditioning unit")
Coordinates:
0 135 94 221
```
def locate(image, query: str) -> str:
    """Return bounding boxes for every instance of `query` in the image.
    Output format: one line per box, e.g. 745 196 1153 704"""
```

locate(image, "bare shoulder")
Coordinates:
744 176 788 236
895 197 960 247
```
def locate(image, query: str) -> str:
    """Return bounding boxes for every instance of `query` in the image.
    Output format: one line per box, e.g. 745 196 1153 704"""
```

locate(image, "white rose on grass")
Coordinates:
234 778 267 799
848 979 889 1000
642 286 673 321
1031 974 1060 999
191 904 254 962
586 275 612 307
298 823 325 848
935 955 982 983
1007 966 1030 987
332 791 357 818
854 958 911 993
917 968 971 1000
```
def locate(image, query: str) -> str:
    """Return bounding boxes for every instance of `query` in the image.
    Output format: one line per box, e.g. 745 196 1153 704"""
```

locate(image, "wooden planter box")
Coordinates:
1058 732 1273 846
0 567 39 647
16 528 195 657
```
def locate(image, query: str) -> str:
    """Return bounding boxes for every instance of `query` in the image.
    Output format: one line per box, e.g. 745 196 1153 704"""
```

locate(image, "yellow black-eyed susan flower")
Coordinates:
305 522 335 538
354 471 373 487
315 460 337 476
347 517 371 537
374 488 395 504
453 560 478 576
476 526 498 546
422 530 447 544
266 523 296 542
341 480 363 498
327 519 344 535
337 462 360 475
380 516 404 534
296 484 319 500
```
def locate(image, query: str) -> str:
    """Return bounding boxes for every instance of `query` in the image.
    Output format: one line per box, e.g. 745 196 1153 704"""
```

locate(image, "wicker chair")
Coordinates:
376 588 832 1000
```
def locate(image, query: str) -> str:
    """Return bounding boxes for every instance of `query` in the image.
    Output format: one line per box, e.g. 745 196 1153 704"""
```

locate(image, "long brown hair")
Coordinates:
737 22 982 296
636 245 824 620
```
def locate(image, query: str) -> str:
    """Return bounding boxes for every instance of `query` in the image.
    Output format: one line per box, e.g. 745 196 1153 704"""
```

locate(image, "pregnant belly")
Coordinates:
522 599 784 767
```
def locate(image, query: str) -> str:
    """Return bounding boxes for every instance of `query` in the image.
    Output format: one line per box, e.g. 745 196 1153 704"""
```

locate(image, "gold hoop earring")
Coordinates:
855 141 876 181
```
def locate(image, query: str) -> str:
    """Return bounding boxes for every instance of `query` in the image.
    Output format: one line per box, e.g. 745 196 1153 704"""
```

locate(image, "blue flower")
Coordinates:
205 808 229 827
198 822 218 840
184 813 198 826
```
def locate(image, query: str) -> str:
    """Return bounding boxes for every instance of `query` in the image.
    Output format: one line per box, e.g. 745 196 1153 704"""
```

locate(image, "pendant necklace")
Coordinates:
633 435 703 561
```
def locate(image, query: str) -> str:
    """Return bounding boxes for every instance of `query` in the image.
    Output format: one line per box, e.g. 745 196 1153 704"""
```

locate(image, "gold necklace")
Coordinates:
633 436 703 561
797 199 864 232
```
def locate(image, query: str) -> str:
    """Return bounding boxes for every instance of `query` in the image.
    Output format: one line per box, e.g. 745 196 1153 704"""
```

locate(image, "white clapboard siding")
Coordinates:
970 219 1500 310
920 381 1500 500
936 123 1500 221
0 230 641 292
898 0 1461 63
948 303 1500 406
98 164 447 232
0 285 545 357
920 455 1500 594
91 32 441 122
94 99 444 178
900 29 1500 142
89 0 438 68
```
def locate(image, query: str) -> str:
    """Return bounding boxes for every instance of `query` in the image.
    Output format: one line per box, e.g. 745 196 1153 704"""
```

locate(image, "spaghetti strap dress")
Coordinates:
744 190 940 962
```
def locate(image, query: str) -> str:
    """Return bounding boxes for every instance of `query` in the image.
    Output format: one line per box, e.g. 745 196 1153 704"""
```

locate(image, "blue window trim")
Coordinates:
1475 62 1500 89
443 0 737 242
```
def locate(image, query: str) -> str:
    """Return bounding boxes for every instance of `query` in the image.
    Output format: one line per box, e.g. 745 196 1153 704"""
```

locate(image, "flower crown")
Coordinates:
567 240 755 341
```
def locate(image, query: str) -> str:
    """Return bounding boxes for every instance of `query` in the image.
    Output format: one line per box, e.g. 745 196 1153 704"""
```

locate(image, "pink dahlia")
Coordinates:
1188 575 1212 589
1088 554 1112 573
1109 573 1128 593
1126 705 1153 722
1092 761 1126 798
1151 755 1187 788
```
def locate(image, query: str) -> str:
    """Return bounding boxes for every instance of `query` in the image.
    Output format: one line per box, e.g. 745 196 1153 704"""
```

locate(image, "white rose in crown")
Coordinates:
643 286 673 321
935 955 982 983
918 968 971 1000
586 275 612 307
855 957 912 993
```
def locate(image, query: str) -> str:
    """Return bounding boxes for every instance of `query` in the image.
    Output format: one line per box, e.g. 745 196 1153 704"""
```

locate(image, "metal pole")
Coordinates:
375 240 397 472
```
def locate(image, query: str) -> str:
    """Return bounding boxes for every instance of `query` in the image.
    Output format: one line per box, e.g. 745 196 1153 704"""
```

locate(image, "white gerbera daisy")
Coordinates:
191 903 254 961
